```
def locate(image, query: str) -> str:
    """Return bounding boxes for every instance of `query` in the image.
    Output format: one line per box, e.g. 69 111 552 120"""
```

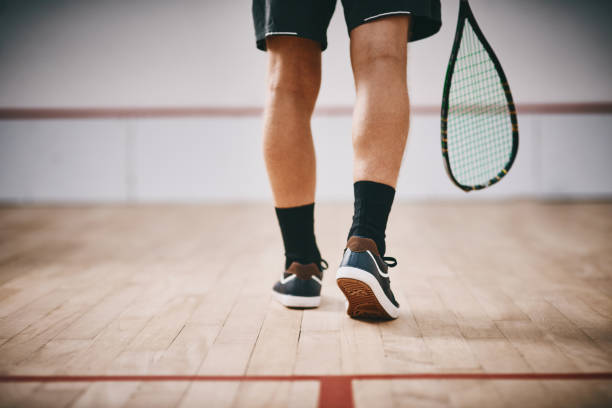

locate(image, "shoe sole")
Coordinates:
336 266 399 320
272 291 321 308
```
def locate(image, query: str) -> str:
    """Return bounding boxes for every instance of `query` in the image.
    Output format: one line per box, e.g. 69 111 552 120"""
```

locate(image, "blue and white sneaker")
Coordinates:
336 236 399 319
273 260 328 308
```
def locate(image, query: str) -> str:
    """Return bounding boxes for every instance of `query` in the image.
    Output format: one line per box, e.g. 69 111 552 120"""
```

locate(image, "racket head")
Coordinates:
441 0 519 192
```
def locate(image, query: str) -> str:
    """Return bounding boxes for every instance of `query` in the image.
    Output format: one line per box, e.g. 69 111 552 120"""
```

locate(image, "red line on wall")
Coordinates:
0 102 610 119
1 373 611 408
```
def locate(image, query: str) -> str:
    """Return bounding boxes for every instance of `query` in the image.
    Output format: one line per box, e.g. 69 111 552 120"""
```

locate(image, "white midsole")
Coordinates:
336 266 399 319
273 291 321 308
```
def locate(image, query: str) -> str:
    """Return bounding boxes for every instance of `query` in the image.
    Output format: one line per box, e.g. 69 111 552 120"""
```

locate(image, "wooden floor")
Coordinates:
0 202 611 407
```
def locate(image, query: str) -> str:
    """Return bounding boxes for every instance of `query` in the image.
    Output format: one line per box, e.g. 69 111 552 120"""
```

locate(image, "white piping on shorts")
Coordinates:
265 31 298 37
363 11 412 22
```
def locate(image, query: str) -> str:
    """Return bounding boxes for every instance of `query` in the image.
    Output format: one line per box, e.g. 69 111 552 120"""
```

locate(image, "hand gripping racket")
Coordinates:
441 0 519 191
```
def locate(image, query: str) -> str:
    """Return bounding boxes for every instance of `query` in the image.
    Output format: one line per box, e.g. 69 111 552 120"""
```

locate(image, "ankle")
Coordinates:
276 203 321 270
347 181 395 256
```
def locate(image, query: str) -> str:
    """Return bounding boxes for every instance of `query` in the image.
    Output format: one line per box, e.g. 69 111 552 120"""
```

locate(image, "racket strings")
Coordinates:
446 22 513 187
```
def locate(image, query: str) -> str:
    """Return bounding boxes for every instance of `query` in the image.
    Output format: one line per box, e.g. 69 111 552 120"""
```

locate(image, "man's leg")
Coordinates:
347 15 411 256
264 36 320 209
350 16 411 191
264 36 326 308
336 16 411 320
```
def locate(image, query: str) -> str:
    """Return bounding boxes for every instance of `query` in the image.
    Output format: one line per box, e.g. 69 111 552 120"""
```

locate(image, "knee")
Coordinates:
351 34 407 84
266 38 321 106
267 63 320 107
350 15 409 77
352 47 406 80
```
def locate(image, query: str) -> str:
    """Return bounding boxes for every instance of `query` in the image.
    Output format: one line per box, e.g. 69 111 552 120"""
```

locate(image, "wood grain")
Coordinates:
0 202 610 407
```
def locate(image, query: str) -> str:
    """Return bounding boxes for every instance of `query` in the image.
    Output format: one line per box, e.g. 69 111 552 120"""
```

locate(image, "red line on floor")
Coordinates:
319 377 353 408
2 373 610 408
1 372 610 382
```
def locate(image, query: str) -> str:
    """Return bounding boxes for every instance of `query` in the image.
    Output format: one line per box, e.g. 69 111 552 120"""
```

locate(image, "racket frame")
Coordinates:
440 0 519 192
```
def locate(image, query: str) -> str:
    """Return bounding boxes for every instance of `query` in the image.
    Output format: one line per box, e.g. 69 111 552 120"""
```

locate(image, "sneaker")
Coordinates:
272 259 328 308
336 236 399 319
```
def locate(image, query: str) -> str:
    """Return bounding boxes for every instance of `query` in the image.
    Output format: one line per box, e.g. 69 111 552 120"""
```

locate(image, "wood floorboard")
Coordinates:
0 202 609 407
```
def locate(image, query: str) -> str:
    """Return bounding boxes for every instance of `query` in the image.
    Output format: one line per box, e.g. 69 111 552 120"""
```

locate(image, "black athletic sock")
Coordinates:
275 203 321 270
348 180 395 256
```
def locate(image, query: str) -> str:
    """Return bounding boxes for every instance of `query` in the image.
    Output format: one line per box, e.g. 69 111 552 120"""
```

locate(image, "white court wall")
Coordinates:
1 114 611 203
1 0 611 107
0 0 611 202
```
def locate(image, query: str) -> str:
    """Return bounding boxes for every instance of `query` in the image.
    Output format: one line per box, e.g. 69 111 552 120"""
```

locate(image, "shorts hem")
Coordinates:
348 11 441 42
256 31 328 51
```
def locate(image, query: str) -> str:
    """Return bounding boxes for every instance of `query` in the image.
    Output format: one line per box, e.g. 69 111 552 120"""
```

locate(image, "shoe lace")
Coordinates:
383 256 397 268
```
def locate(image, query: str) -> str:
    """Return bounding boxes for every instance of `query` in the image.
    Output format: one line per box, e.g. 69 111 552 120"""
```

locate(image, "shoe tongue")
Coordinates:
346 236 380 257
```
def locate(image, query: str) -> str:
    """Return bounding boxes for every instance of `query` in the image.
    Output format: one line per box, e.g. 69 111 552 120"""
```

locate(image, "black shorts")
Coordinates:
252 0 441 51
